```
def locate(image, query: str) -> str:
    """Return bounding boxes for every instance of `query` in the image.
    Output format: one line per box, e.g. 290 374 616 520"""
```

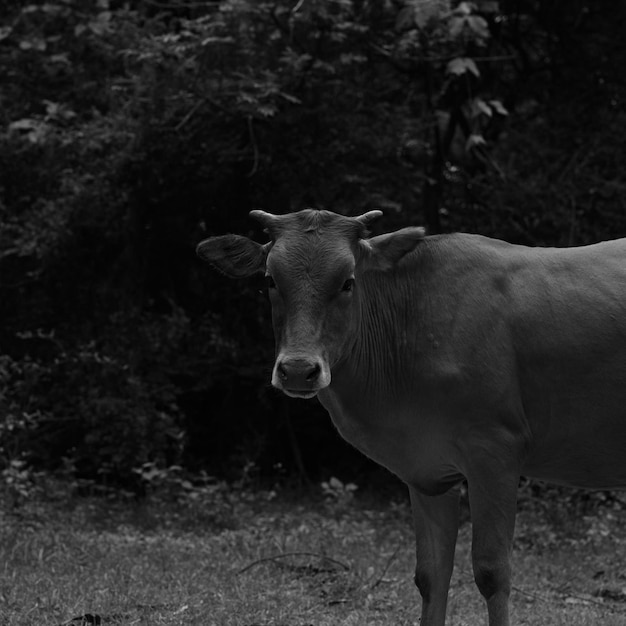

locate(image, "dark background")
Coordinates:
1 0 625 493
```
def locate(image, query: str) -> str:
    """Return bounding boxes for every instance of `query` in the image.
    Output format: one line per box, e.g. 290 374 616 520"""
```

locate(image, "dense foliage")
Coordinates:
1 0 625 489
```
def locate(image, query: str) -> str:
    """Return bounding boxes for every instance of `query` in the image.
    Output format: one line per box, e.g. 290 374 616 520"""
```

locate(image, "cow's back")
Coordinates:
405 234 626 489
459 235 626 488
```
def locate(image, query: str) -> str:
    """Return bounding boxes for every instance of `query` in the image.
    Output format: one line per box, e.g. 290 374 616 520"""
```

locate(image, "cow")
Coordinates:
196 208 626 626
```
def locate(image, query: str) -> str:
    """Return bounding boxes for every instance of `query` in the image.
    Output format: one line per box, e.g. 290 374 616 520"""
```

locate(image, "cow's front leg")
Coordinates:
409 485 461 626
467 467 519 626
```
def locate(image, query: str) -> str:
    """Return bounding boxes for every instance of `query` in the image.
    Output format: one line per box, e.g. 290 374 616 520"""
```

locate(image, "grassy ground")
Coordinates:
2 481 626 626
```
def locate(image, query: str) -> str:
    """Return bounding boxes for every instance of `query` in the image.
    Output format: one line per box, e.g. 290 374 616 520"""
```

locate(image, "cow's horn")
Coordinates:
354 210 383 226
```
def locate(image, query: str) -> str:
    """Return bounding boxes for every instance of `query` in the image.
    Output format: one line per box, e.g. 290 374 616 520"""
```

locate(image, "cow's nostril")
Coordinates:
277 362 288 380
306 363 321 382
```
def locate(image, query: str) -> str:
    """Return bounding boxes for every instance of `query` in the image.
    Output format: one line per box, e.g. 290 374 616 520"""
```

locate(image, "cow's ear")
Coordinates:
359 227 425 271
196 235 268 278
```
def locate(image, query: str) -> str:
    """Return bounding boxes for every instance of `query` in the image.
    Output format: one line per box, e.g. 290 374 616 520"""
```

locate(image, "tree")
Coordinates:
1 0 625 488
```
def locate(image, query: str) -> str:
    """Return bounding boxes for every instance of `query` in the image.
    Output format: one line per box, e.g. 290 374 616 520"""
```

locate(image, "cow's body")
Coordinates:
197 209 626 626
321 233 626 492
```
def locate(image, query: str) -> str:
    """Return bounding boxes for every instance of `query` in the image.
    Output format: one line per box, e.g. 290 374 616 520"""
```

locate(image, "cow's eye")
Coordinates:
265 274 277 290
341 278 355 293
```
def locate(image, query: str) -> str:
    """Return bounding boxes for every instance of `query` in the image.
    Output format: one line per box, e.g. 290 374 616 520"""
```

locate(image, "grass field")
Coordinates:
2 480 626 625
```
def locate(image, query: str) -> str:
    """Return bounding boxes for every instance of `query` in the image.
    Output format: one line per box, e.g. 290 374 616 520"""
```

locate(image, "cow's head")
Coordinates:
197 209 424 399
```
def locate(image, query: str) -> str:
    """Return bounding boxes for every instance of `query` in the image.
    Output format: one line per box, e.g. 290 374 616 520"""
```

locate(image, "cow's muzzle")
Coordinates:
272 355 330 399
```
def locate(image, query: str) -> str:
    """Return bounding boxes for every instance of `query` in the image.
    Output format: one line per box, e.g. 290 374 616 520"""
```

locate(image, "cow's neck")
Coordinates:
325 258 427 411
316 257 431 471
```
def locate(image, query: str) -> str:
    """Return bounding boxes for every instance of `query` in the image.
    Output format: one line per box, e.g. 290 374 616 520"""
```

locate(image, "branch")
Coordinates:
175 100 203 131
238 552 350 575
512 585 626 616
368 544 402 589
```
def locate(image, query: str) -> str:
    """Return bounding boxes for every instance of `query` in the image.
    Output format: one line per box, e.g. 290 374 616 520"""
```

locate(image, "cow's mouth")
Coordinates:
281 388 319 400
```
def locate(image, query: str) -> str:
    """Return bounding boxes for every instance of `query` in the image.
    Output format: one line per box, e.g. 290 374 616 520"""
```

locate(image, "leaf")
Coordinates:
256 104 277 117
201 36 235 46
8 119 48 144
467 15 489 39
476 0 499 12
41 3 64 14
48 53 70 65
446 57 480 77
478 100 492 116
329 476 343 489
0 26 12 41
239 93 257 105
88 20 110 35
448 15 465 37
339 53 367 64
395 6 416 31
488 99 509 115
449 4 490 41
279 92 302 105
396 1 448 30
414 0 448 28
19 38 47 51
9 119 39 131
466 133 486 151
44 100 76 121
455 2 473 15
470 98 492 117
